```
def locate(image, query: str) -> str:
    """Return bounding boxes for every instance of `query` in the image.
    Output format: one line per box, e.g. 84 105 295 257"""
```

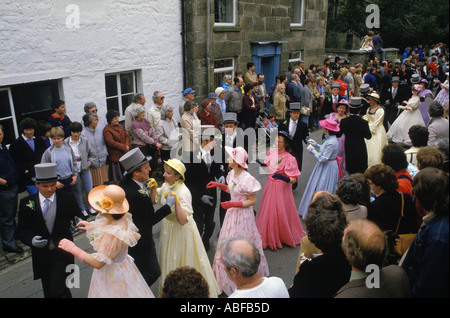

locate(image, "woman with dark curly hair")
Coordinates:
405 125 429 167
382 144 413 197
289 191 351 298
161 266 210 298
364 164 418 234
336 177 368 221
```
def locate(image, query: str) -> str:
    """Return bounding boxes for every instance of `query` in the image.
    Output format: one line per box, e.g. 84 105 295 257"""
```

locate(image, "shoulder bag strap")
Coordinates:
395 192 405 235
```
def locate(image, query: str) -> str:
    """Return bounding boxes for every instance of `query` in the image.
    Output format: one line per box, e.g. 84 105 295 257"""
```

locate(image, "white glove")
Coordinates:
201 195 214 207
307 144 314 152
218 176 226 184
166 191 176 208
308 139 317 147
32 235 48 248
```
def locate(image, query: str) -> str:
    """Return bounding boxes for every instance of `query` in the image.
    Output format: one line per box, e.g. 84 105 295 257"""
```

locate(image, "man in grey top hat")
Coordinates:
16 163 84 298
119 148 176 287
381 76 409 130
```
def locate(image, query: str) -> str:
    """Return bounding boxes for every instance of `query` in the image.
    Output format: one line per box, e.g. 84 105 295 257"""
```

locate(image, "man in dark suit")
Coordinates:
184 125 223 251
16 163 84 298
335 219 411 298
381 76 408 130
278 102 309 189
339 98 372 174
321 82 340 119
119 148 173 287
9 118 48 195
286 74 303 107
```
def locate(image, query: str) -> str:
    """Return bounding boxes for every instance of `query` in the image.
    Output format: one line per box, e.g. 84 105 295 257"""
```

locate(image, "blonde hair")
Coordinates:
50 126 64 139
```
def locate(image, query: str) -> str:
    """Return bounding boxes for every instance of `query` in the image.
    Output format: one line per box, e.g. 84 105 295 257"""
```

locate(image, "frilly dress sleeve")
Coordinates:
86 213 140 265
239 173 261 196
283 154 301 178
264 148 279 174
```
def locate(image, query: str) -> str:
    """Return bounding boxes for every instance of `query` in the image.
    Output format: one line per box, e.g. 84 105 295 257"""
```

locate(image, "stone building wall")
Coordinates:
183 0 329 100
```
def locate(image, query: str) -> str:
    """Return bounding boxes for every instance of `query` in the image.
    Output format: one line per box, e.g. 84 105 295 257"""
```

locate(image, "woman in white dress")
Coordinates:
387 85 425 146
363 93 388 167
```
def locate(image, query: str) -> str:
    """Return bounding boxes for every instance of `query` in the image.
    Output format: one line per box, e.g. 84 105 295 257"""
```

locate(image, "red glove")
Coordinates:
206 181 228 192
220 201 244 210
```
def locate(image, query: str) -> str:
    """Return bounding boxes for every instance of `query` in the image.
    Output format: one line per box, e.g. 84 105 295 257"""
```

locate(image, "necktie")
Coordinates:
42 198 50 217
227 136 233 147
204 153 211 168
392 87 397 99
142 184 149 196
290 120 297 137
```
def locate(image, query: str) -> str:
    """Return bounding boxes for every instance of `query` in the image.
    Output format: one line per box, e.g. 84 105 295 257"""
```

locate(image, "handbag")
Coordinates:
300 106 311 116
394 192 417 256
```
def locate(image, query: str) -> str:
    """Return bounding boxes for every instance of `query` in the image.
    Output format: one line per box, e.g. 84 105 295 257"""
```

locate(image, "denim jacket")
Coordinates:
401 213 449 297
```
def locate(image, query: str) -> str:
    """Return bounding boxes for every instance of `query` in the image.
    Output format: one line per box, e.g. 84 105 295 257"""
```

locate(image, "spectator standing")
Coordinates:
147 91 165 131
157 104 179 162
48 100 72 138
124 93 146 137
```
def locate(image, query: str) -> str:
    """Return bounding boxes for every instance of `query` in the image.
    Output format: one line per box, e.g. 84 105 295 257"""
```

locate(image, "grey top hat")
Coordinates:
120 148 151 176
349 97 363 108
32 163 60 182
391 76 400 83
223 112 239 124
288 102 301 111
331 82 341 89
200 125 217 140
359 84 370 94
411 74 421 84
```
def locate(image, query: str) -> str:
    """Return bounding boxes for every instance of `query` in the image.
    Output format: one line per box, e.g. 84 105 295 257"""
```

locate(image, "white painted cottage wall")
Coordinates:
0 0 184 123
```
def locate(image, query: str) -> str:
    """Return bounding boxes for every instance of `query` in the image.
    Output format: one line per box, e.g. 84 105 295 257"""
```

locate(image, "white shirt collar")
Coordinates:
39 192 55 206
22 134 35 141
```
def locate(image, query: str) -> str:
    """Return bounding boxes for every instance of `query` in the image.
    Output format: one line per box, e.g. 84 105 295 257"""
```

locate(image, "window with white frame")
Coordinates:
214 0 237 26
289 51 303 68
292 0 305 26
105 71 137 119
214 58 235 88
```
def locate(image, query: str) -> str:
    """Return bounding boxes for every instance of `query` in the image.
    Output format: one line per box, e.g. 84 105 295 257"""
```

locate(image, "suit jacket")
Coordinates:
286 81 302 103
16 191 83 279
184 148 223 209
289 249 351 298
9 136 48 189
334 265 411 298
119 176 171 253
321 94 340 119
278 118 309 171
381 84 408 109
339 114 372 174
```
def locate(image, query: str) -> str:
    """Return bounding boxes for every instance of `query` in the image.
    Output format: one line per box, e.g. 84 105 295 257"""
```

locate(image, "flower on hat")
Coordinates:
96 197 114 211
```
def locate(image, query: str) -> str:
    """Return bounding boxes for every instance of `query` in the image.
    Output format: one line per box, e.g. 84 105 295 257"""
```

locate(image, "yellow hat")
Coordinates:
163 159 186 180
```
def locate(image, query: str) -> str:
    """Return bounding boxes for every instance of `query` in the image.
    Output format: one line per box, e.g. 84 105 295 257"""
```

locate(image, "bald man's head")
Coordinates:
342 219 388 271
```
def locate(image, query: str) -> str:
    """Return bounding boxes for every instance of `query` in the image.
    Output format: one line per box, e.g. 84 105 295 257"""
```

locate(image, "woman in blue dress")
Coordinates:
298 118 341 220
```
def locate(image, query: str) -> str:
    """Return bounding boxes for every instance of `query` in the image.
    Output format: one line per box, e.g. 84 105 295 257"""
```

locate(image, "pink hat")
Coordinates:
225 146 248 169
333 99 349 112
319 118 340 132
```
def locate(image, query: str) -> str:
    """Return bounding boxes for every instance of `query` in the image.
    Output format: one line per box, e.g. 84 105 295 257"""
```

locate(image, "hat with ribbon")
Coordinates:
164 159 186 180
225 146 248 169
319 118 340 132
88 185 129 214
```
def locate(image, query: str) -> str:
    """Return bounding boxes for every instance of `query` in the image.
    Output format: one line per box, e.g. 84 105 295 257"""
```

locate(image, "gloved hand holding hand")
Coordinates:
32 235 48 248
164 191 180 208
145 178 158 189
58 238 86 261
272 173 291 183
307 144 314 152
206 181 228 192
220 201 244 210
76 220 90 231
217 176 226 184
201 195 214 207
308 139 317 147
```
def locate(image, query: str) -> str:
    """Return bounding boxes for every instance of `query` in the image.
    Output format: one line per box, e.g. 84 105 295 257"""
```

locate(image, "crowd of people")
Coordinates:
0 41 449 299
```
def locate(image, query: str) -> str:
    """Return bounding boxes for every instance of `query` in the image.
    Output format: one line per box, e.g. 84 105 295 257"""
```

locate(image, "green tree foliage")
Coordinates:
328 0 449 49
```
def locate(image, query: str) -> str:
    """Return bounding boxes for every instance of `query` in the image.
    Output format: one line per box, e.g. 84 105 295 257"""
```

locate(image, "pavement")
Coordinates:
0 128 322 298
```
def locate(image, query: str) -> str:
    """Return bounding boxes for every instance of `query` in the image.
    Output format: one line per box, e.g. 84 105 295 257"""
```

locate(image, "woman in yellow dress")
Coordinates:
155 159 220 297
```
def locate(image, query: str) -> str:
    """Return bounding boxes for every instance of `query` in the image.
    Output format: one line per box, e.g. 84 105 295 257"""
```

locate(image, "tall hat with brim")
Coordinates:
349 97 363 108
88 185 129 214
319 118 340 132
225 146 248 169
120 148 151 176
331 82 341 89
200 125 217 140
164 159 186 180
223 112 239 124
359 84 370 95
288 102 301 112
410 74 421 84
391 76 400 83
32 163 60 182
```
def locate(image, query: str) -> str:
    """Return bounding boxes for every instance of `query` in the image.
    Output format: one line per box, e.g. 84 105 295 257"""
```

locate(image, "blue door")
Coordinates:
251 42 283 91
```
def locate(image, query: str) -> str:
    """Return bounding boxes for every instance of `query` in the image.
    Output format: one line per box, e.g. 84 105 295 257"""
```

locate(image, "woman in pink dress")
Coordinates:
207 146 269 296
256 131 306 250
58 185 154 298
